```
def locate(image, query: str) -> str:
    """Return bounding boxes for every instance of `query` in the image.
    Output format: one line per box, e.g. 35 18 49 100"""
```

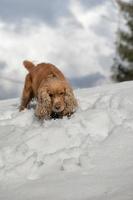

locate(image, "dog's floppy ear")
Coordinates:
63 86 78 117
35 87 52 120
23 60 35 72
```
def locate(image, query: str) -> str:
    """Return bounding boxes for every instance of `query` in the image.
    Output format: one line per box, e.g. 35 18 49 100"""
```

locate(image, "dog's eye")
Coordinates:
49 93 53 97
60 92 64 95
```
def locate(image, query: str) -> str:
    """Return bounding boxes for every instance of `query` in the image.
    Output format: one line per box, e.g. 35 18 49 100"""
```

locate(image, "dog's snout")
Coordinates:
55 103 61 110
52 100 64 113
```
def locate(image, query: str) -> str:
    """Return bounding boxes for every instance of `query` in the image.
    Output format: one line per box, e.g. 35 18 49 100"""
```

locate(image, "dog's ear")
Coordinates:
35 87 52 120
23 60 35 72
63 86 78 117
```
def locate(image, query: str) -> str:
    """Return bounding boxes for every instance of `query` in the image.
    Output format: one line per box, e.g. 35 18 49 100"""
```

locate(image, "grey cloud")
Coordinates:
0 81 22 100
0 61 7 70
0 0 107 26
0 87 18 100
69 73 106 89
0 61 22 99
0 0 71 25
79 0 105 10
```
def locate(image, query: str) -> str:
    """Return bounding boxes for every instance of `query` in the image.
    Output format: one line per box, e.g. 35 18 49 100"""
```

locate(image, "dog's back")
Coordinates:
23 61 66 96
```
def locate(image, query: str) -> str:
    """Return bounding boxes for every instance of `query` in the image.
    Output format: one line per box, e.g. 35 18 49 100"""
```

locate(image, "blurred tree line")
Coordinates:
111 0 133 82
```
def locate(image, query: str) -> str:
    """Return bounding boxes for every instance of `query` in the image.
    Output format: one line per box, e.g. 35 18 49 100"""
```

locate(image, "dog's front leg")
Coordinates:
19 74 33 111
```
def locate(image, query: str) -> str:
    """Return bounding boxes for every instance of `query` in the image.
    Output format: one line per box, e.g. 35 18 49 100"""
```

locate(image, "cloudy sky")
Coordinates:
0 0 118 99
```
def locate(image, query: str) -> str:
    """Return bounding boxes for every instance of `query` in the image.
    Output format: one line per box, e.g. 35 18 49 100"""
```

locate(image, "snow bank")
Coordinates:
0 82 133 199
0 81 133 182
0 100 111 179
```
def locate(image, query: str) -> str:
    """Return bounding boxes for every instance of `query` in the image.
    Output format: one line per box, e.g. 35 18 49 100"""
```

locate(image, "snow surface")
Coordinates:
0 82 133 199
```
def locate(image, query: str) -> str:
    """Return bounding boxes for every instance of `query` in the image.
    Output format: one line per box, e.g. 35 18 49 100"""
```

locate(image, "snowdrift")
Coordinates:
0 82 133 200
0 81 133 182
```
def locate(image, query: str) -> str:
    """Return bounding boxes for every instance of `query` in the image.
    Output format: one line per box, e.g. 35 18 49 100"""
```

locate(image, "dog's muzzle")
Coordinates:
52 104 64 113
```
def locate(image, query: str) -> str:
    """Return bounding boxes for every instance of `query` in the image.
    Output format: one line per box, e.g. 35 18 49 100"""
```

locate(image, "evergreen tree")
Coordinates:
111 0 133 82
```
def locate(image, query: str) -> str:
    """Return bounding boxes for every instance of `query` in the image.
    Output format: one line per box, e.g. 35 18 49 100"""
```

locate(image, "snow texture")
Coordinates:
0 81 133 199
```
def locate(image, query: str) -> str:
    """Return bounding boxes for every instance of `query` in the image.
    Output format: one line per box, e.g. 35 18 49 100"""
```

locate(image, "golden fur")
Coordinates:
20 60 78 119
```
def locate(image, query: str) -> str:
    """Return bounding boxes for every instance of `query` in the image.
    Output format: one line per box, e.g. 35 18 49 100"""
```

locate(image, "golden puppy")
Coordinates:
20 61 78 119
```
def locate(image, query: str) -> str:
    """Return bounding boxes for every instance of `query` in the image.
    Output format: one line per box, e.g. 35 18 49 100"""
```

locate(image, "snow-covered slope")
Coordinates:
0 82 133 200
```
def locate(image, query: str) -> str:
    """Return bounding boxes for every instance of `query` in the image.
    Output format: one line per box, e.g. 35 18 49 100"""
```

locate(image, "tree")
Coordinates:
111 0 133 82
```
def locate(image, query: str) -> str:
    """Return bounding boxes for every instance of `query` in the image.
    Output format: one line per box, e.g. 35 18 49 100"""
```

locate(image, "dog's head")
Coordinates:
47 79 67 113
35 79 77 119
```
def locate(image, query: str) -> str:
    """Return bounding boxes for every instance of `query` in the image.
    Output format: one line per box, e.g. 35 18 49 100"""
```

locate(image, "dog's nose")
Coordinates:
55 103 61 110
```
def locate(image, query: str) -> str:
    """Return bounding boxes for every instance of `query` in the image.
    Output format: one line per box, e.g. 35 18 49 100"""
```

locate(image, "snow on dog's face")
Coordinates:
35 78 78 120
35 79 67 119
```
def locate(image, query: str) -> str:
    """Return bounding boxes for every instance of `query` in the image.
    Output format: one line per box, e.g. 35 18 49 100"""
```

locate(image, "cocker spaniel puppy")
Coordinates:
20 60 78 119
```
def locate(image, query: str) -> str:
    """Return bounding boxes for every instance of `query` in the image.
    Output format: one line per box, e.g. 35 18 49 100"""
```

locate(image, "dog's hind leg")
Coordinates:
19 74 33 111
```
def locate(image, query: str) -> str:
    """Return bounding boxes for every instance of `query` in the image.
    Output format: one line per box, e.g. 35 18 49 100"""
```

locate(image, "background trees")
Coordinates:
111 0 133 82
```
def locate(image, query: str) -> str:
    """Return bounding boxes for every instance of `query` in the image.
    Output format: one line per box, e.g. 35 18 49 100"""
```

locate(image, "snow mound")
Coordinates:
0 82 133 180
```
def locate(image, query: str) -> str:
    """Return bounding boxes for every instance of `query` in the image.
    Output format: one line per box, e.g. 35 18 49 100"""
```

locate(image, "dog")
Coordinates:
20 60 78 119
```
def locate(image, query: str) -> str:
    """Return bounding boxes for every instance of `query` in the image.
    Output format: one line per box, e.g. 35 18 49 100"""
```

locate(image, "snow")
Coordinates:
0 81 133 199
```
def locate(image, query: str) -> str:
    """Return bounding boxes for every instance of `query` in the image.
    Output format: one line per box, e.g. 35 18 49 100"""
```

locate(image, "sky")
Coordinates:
0 0 118 99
